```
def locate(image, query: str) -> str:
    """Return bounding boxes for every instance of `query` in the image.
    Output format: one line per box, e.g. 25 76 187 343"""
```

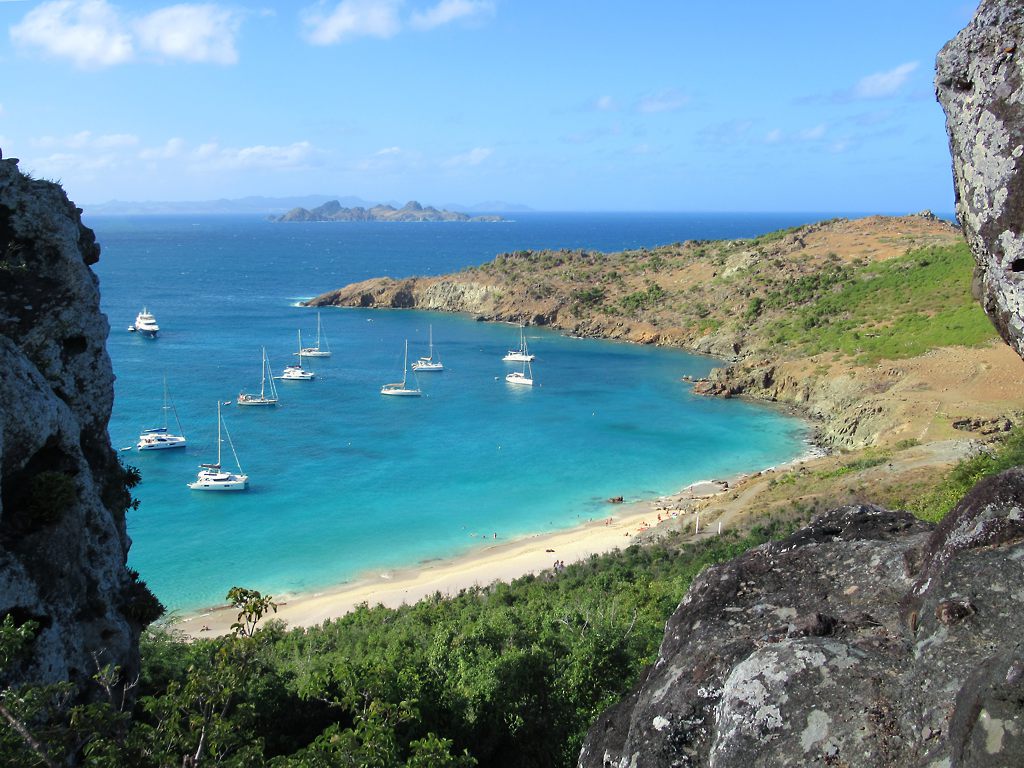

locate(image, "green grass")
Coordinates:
764 242 996 364
910 427 1024 522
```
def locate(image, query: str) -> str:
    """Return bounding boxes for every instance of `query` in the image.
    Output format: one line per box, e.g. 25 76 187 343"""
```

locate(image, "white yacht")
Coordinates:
132 307 160 338
137 378 187 450
381 340 422 397
502 324 534 362
506 360 534 387
411 325 443 372
188 402 248 491
237 347 279 406
279 330 315 380
297 312 331 358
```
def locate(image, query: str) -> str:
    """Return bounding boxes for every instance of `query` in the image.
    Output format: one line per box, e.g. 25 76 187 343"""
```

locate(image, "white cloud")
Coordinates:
853 61 919 99
32 131 139 150
375 146 402 155
139 137 186 160
443 146 492 167
302 0 401 45
410 0 493 30
594 95 617 112
135 4 242 65
636 89 689 114
799 124 827 141
196 141 315 170
10 0 133 69
764 128 783 144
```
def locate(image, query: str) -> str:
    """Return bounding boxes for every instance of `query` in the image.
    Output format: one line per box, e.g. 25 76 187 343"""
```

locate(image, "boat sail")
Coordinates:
279 330 315 380
237 347 279 406
380 340 422 397
505 359 535 387
137 377 187 450
298 312 331 358
411 325 443 372
188 402 248 491
502 324 535 362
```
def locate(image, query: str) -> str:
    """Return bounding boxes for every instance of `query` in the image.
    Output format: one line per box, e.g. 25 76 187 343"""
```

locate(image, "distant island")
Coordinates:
273 199 505 223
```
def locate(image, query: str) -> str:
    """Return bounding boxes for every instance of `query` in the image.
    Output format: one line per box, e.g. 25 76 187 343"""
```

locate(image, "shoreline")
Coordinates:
172 448 824 638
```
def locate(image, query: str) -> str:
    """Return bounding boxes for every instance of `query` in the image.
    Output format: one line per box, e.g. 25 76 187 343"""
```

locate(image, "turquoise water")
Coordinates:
89 213 818 612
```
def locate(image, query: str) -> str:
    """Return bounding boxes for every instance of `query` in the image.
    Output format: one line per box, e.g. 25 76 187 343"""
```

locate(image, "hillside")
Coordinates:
307 213 1017 450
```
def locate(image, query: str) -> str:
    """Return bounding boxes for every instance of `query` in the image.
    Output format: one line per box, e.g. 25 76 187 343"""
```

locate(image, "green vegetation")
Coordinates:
764 243 995 364
0 524 796 767
910 426 1024 522
619 281 666 314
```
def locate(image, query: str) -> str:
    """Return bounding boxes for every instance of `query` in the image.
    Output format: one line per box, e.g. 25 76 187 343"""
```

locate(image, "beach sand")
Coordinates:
173 477 739 637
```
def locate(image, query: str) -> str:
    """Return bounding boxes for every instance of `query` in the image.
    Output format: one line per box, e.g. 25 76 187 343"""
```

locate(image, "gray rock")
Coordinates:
936 0 1024 360
0 156 154 701
578 475 1024 766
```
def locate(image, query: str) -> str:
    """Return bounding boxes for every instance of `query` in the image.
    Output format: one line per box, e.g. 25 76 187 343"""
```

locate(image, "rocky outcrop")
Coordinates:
275 199 503 223
0 156 158 701
579 468 1024 767
937 0 1024 359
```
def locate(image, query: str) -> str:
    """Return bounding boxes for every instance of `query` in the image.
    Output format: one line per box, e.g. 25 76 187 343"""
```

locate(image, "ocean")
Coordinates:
88 212 825 613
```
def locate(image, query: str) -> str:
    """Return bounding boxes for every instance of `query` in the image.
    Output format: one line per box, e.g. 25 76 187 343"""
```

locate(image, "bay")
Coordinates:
88 212 825 612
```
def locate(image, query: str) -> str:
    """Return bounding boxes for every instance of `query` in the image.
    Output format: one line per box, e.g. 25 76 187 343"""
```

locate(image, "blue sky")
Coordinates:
0 0 977 211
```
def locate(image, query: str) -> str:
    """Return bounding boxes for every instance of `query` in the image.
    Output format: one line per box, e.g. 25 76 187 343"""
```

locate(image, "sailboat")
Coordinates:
380 340 422 397
187 402 248 491
237 347 279 406
505 359 534 387
279 330 315 380
411 325 443 372
137 377 187 450
298 312 331 358
502 324 535 362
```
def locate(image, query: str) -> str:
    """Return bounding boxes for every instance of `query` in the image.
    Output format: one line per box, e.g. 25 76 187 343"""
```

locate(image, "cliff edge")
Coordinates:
0 155 157 701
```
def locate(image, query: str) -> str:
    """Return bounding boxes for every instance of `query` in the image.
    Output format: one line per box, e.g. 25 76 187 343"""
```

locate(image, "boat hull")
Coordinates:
237 397 278 406
188 472 249 491
503 352 534 362
412 361 443 372
505 373 533 386
137 437 186 450
380 387 421 396
298 349 331 358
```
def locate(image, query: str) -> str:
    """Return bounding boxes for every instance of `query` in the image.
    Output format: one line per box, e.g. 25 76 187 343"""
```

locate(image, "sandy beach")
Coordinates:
173 476 745 637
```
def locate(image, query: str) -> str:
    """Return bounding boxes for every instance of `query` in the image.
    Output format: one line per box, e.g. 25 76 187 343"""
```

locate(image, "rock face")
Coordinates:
0 157 154 699
579 469 1024 767
274 199 503 223
936 0 1024 359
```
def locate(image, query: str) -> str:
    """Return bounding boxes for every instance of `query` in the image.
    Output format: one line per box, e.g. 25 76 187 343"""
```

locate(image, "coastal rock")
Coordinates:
0 156 154 701
578 472 1024 767
936 0 1024 359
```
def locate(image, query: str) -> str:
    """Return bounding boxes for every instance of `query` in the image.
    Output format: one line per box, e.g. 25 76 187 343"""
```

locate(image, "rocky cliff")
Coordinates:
937 0 1024 359
275 199 503 222
0 156 158 701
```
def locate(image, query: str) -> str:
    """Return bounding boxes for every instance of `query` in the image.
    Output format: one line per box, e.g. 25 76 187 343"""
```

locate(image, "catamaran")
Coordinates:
279 330 315 380
137 377 187 450
502 324 535 362
381 340 422 397
506 359 535 387
298 312 331 358
188 402 248 491
237 347 279 406
411 325 443 372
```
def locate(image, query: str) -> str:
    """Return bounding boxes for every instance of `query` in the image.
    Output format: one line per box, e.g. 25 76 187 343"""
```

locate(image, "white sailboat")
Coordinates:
279 330 315 380
502 324 535 362
298 312 331 358
188 402 248 491
411 324 443 372
237 347 279 406
380 340 422 397
505 359 534 387
137 377 187 450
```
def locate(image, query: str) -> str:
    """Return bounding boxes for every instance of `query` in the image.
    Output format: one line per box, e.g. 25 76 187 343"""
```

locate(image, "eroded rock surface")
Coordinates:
937 0 1024 358
579 471 1024 767
0 156 153 699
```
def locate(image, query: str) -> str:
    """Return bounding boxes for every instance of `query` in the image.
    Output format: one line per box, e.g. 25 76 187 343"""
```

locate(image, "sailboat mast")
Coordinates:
216 401 223 467
402 340 409 386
